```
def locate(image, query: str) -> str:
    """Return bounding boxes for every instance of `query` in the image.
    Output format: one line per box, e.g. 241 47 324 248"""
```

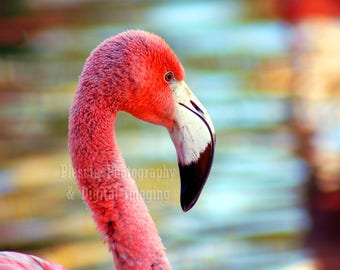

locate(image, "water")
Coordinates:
0 1 312 269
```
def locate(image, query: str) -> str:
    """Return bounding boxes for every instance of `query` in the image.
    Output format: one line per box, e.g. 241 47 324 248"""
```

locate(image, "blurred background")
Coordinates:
0 0 339 269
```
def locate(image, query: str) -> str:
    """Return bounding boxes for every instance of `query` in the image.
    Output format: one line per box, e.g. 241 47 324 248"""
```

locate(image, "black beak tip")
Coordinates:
181 203 192 212
179 141 214 212
180 190 198 212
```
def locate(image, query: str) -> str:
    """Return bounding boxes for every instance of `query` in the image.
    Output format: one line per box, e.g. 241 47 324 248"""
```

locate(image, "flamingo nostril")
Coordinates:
190 100 204 115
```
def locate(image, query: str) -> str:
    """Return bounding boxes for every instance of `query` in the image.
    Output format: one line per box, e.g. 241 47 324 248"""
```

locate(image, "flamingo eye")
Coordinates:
164 71 175 83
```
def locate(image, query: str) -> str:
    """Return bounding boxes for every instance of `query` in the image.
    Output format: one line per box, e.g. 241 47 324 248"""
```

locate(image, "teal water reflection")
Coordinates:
0 1 311 269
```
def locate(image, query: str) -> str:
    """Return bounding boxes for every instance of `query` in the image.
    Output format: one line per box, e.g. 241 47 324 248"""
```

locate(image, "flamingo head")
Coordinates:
85 30 216 211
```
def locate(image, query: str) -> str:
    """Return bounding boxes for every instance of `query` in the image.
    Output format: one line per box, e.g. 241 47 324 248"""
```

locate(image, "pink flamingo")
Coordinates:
0 30 215 270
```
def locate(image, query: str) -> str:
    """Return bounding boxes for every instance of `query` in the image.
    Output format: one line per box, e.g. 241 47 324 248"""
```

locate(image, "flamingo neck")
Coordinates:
69 102 171 270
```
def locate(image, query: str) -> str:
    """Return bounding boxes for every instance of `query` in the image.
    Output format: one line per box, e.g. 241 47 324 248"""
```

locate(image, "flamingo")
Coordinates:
0 30 215 270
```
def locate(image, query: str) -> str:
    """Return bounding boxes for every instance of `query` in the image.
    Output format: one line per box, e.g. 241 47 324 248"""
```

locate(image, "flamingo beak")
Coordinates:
169 81 216 212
